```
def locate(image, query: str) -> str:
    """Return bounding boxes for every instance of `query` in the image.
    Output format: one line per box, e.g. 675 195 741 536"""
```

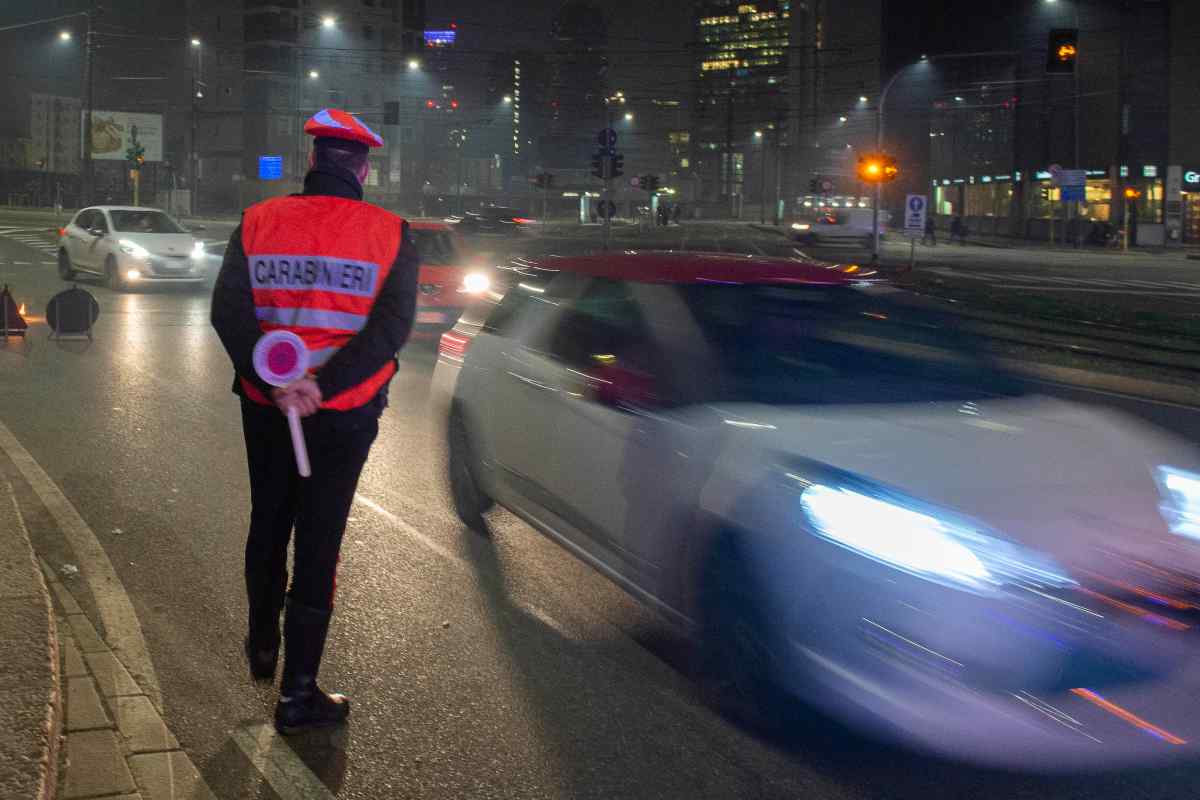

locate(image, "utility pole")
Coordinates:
83 7 95 206
725 86 735 218
758 132 766 225
603 104 613 251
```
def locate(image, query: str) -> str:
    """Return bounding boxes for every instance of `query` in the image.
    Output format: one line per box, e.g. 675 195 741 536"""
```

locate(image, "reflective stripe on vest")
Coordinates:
240 194 404 411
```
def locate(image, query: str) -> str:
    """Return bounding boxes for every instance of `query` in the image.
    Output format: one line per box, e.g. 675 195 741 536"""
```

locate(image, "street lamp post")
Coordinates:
872 50 1019 260
190 38 202 214
754 131 764 224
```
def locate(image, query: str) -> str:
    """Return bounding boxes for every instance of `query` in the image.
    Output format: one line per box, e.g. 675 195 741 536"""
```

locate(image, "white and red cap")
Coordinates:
303 108 384 148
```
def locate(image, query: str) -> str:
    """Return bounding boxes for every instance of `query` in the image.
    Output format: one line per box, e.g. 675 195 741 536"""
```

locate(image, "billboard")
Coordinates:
84 111 163 162
423 29 456 47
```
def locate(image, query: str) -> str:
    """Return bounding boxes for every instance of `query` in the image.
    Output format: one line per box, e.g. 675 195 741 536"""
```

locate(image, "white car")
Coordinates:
58 206 208 290
435 252 1200 770
792 208 890 246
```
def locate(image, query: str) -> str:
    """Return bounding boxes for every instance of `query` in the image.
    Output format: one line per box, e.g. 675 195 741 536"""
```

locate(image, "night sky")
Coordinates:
433 0 694 101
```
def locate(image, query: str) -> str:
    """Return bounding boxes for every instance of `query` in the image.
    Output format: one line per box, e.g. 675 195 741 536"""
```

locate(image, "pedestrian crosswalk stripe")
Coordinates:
925 267 1200 293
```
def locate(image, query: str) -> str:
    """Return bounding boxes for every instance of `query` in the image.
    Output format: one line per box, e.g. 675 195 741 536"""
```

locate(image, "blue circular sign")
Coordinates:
908 196 925 212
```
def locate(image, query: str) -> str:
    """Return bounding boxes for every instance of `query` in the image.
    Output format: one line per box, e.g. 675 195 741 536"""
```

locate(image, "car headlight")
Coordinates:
118 240 149 259
191 240 205 259
791 222 811 231
1157 466 1200 540
797 476 1073 594
461 271 490 294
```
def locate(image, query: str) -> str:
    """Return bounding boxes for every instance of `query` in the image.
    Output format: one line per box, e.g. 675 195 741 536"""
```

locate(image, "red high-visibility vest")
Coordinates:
240 194 403 411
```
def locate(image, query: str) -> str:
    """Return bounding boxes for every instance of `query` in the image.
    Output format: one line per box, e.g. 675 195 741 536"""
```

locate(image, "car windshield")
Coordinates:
411 229 461 265
108 210 186 234
678 284 1024 406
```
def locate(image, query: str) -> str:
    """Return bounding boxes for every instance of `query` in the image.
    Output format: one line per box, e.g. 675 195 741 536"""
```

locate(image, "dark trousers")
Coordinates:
241 400 378 631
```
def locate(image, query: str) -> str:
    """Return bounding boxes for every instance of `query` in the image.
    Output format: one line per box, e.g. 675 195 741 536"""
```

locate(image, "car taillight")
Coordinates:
438 330 471 362
512 218 534 224
57 227 65 237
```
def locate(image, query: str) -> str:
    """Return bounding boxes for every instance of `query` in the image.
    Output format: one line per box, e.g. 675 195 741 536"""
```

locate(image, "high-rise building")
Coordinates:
691 0 882 217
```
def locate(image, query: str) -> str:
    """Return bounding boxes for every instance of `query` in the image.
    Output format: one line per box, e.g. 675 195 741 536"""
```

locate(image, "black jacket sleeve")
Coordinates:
210 223 275 398
314 219 419 401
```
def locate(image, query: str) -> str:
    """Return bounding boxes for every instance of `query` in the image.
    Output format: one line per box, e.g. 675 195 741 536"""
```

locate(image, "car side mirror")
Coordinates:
88 228 104 237
585 361 659 411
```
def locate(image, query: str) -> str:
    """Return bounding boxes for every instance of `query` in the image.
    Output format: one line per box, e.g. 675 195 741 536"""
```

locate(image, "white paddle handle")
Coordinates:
287 407 312 477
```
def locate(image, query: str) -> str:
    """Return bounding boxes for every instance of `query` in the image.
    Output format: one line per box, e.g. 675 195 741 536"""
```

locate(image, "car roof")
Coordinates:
84 206 167 213
518 252 872 286
408 219 454 231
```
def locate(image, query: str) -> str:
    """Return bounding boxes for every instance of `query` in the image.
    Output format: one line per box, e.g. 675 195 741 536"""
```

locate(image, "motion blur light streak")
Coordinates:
1012 691 1103 744
1157 466 1200 539
1076 569 1195 610
1075 587 1190 631
1070 688 1187 745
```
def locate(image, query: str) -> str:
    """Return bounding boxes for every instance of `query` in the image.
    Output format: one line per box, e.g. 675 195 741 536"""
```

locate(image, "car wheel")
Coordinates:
57 249 76 280
699 536 796 728
448 403 493 534
105 256 125 292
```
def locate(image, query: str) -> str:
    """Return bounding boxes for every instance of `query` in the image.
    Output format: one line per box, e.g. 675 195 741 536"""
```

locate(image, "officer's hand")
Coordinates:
272 378 322 418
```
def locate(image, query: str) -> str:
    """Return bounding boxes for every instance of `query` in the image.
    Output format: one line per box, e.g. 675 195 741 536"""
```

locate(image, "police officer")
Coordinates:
211 109 417 734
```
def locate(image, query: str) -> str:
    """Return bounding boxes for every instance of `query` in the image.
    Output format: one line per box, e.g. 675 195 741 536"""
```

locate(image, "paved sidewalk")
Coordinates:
41 558 216 800
0 482 60 800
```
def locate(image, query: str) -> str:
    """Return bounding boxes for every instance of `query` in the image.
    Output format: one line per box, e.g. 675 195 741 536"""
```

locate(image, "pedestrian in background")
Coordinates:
921 215 937 246
211 108 418 735
951 215 966 245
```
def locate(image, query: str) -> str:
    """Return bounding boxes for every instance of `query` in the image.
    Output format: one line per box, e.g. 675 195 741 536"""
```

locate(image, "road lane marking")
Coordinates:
0 417 161 706
354 493 574 636
231 724 338 800
353 493 464 567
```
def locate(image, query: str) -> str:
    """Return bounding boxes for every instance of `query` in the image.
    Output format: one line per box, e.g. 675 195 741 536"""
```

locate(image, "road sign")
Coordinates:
630 176 640 188
258 155 283 181
597 128 617 148
904 194 928 236
1061 185 1085 202
1049 166 1085 188
820 179 834 194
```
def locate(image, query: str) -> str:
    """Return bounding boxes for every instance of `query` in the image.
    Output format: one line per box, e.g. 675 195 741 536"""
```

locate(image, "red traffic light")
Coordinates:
450 99 459 109
425 99 436 109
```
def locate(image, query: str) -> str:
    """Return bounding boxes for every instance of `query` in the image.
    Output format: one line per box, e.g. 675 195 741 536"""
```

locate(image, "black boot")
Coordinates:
274 599 350 735
245 569 286 681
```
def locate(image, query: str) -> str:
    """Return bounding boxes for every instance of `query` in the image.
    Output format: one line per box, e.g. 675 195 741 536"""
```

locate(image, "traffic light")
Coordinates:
1046 28 1078 74
1040 186 1051 201
856 154 898 183
809 178 818 193
611 154 624 178
591 154 606 179
384 101 400 125
1124 187 1143 200
644 174 659 193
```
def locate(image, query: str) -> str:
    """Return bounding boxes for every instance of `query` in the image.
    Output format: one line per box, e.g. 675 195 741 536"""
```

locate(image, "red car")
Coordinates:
409 220 492 334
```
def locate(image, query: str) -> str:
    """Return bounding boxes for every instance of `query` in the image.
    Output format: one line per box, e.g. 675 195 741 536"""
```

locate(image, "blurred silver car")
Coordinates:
58 206 208 290
436 252 1200 770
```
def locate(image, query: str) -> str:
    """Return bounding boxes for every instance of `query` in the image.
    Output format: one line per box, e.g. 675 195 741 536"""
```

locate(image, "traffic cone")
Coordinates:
1 284 28 337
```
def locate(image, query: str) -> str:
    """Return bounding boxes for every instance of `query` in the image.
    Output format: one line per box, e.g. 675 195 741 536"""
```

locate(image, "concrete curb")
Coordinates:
0 483 61 800
748 223 792 239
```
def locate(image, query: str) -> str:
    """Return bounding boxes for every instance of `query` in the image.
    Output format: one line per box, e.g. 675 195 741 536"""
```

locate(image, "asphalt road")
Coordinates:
2 217 1200 798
